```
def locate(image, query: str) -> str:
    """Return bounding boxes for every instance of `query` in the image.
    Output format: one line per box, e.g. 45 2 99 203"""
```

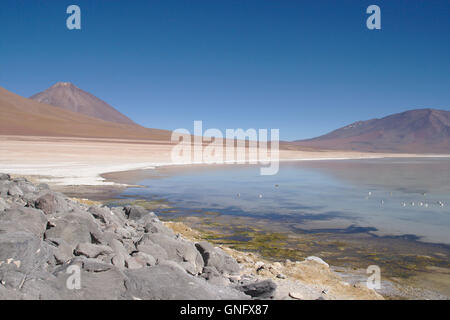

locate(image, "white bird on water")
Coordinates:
259 194 263 199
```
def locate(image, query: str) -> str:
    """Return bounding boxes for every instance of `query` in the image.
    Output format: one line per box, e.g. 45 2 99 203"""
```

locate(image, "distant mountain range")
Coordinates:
1 82 449 153
293 109 450 153
30 82 135 125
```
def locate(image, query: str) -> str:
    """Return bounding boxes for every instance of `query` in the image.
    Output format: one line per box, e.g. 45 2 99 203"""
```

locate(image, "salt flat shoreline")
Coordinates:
0 135 448 186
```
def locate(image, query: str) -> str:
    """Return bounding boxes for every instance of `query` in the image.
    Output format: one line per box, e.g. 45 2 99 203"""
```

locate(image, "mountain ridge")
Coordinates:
293 108 450 153
0 85 171 140
30 82 135 125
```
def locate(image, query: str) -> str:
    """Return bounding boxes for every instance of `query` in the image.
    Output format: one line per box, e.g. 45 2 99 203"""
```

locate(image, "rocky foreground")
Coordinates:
0 174 382 300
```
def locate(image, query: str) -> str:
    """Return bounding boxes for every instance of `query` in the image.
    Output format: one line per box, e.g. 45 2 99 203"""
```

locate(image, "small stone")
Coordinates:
272 262 283 269
305 256 329 267
289 291 304 300
255 261 265 270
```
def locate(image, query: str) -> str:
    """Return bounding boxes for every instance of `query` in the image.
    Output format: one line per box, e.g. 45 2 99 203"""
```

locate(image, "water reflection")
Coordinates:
122 158 450 244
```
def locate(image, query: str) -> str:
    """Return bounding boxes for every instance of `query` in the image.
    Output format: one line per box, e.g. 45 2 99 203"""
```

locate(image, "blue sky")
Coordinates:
1 0 449 140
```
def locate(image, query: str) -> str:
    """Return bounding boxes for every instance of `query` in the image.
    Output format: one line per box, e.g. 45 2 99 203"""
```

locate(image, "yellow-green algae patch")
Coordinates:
103 198 173 211
159 213 450 281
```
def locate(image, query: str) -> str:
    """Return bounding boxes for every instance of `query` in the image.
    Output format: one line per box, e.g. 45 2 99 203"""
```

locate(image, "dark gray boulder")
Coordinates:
196 241 240 276
143 219 175 236
136 241 169 263
48 261 127 300
235 280 277 299
124 205 156 221
44 210 102 247
123 265 248 300
0 173 10 181
46 238 74 265
108 239 130 269
0 207 48 237
34 192 72 215
144 233 204 275
0 232 54 289
89 205 126 227
201 266 230 286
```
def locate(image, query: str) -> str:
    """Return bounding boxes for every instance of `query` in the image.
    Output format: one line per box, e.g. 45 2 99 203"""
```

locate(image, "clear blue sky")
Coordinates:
1 0 449 140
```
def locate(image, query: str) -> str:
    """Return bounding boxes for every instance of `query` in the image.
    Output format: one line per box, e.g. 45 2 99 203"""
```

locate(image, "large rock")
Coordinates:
74 243 114 259
44 210 102 247
200 266 231 286
34 192 72 215
108 239 130 269
195 241 240 276
123 265 249 300
124 205 156 221
143 219 175 236
136 242 169 263
89 205 126 227
46 260 127 300
235 280 277 299
0 232 54 288
7 185 23 197
0 207 48 237
0 173 10 181
46 238 74 264
131 252 156 267
143 233 204 275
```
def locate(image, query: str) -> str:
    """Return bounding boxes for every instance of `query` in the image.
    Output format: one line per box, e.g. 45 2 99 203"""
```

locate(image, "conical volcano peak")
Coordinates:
30 82 135 125
51 82 76 88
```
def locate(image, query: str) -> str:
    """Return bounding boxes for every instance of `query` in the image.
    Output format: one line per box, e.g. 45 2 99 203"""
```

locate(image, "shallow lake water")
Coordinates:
120 158 450 245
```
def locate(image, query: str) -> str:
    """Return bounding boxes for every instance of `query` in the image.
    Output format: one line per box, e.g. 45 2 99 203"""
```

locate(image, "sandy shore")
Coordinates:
0 135 447 186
